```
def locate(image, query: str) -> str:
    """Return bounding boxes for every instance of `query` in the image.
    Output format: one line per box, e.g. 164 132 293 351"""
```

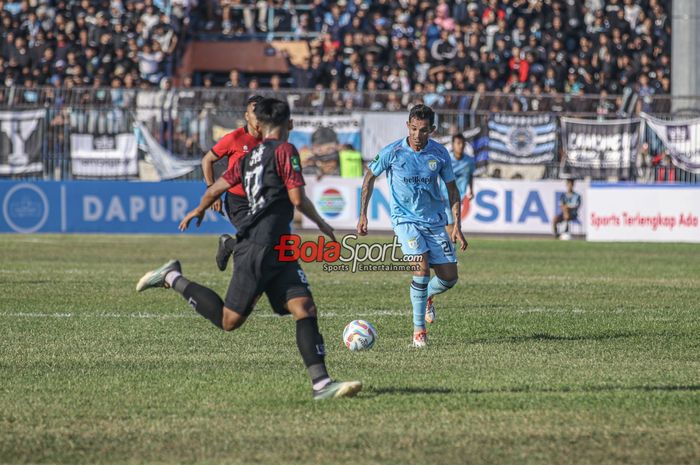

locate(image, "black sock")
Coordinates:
296 317 329 385
174 277 224 330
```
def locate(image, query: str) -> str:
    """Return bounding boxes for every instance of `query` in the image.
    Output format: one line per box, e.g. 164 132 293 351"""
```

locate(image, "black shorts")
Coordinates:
224 192 249 229
224 240 312 316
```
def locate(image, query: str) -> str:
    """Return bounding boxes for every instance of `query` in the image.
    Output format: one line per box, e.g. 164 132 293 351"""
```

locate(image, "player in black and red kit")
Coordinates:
136 98 362 400
201 95 263 271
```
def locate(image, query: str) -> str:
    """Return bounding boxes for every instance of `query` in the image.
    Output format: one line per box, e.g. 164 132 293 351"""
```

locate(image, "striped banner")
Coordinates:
487 114 557 164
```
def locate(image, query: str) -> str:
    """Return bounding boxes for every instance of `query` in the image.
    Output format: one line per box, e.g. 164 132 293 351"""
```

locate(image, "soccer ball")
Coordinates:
559 232 572 241
343 320 377 351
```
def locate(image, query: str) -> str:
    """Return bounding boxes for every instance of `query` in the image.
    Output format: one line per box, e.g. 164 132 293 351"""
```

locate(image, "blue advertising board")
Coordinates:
0 181 235 234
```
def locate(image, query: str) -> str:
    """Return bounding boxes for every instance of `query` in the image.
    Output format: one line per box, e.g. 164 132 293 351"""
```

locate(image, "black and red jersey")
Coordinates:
222 138 304 245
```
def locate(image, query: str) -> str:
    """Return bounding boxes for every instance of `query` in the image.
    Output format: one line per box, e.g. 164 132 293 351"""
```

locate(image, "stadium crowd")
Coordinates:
1 0 672 101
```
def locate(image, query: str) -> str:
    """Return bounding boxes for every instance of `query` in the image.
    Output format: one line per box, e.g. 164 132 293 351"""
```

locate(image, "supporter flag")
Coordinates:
135 122 200 180
641 113 700 173
560 117 641 178
487 114 557 164
70 134 138 178
0 109 45 176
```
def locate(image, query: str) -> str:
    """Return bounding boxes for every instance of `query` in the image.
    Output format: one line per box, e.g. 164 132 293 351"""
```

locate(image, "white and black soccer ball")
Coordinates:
343 320 377 351
559 232 572 241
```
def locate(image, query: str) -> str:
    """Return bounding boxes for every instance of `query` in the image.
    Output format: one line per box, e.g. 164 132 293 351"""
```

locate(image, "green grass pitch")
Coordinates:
1 234 699 464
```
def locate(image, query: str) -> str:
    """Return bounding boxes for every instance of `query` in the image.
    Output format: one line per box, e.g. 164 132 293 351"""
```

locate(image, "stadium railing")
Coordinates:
1 87 698 183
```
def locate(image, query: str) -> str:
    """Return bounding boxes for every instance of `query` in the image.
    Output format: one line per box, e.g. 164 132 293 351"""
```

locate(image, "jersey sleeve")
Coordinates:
368 144 394 176
211 132 235 158
275 142 305 190
439 148 456 184
221 157 242 186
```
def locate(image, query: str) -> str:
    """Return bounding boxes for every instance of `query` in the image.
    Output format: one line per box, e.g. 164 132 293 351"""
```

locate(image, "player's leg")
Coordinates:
135 259 248 330
395 223 431 347
552 213 563 238
266 261 361 399
215 234 237 272
215 193 242 271
423 226 459 325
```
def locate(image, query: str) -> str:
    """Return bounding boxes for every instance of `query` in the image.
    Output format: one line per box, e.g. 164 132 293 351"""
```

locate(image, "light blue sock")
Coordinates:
428 276 458 298
410 275 430 330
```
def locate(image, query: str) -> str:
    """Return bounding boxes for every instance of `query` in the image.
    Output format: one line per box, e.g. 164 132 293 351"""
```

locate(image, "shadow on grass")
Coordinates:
363 384 700 398
364 386 455 397
466 331 638 344
465 384 700 395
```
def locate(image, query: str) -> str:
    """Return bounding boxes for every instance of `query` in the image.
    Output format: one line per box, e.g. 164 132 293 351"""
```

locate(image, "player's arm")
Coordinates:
204 133 236 213
445 180 467 251
288 187 336 241
179 177 232 231
560 195 570 220
358 149 391 236
357 170 377 236
467 174 475 200
277 142 335 240
201 150 224 213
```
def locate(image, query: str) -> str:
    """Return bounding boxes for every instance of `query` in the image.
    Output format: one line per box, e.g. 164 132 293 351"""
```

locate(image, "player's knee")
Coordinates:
443 277 458 288
222 309 246 332
286 296 317 319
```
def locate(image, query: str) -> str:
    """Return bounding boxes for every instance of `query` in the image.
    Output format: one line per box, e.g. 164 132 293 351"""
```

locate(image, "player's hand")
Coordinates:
451 227 468 251
179 209 205 231
318 220 336 242
357 215 368 236
210 198 223 214
467 191 474 200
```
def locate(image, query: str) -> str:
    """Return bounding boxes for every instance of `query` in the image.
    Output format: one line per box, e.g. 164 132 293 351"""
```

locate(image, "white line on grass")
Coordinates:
0 310 409 319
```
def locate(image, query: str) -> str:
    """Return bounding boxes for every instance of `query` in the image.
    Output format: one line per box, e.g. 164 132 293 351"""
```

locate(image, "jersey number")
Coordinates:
244 164 265 214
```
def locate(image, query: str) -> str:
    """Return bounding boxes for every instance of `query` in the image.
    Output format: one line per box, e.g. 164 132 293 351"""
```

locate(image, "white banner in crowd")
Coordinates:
0 109 45 175
587 184 700 242
641 113 700 173
361 112 408 160
302 176 587 235
70 134 138 177
561 117 641 176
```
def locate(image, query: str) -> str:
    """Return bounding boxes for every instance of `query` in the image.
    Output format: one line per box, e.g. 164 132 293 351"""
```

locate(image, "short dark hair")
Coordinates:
408 104 435 126
247 95 264 106
254 97 290 126
452 133 465 142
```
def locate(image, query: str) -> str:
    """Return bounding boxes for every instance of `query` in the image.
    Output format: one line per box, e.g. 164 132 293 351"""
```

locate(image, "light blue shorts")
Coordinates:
394 222 457 265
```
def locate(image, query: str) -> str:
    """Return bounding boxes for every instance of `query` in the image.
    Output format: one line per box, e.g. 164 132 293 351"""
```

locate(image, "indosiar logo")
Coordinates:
317 188 346 218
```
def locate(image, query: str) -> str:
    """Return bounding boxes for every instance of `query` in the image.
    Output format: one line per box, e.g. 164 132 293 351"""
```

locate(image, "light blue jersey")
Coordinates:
369 138 455 227
561 191 581 215
441 152 476 225
450 152 476 198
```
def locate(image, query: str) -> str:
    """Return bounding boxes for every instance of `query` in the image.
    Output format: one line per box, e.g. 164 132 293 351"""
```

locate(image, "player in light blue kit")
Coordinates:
357 105 468 348
441 133 476 238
